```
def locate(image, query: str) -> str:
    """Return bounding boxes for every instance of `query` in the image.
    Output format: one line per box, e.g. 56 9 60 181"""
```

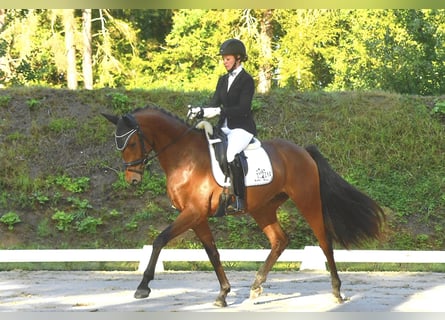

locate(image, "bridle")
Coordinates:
115 114 153 174
115 113 196 175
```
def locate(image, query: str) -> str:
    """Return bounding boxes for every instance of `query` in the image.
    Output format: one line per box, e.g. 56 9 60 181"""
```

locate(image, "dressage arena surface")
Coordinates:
1 270 445 312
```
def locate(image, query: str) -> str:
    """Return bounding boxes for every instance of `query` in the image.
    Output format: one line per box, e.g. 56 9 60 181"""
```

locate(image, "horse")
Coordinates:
102 106 385 307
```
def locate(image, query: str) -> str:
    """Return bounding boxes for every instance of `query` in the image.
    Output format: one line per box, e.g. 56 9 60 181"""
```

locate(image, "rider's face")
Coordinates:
222 55 238 71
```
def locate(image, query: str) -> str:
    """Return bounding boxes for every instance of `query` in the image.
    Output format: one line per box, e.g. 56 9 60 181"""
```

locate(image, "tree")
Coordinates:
93 9 141 87
325 9 445 94
0 9 6 87
0 9 59 86
147 9 235 91
1 9 445 95
82 9 93 89
235 9 275 94
146 9 277 93
63 9 77 89
256 9 274 93
0 9 4 32
274 9 341 90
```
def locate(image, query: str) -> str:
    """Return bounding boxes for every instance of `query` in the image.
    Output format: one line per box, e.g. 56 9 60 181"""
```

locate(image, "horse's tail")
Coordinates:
305 145 385 249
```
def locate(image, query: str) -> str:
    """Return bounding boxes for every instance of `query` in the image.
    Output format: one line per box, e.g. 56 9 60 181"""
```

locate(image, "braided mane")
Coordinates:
132 105 194 129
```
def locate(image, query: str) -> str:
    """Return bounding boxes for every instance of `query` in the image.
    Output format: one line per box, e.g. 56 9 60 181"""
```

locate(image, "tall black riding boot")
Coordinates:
226 157 246 214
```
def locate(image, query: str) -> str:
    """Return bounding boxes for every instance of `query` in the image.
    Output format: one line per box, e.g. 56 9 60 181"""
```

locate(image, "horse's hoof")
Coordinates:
214 298 228 307
134 288 151 299
334 294 348 304
249 286 263 299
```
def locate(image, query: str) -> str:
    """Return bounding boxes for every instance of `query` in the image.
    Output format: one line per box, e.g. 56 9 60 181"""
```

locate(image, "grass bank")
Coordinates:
0 87 444 256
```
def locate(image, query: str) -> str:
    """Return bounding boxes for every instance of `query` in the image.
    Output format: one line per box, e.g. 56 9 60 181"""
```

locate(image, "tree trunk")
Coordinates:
0 9 5 34
0 9 6 87
257 9 274 94
82 9 93 89
63 9 77 90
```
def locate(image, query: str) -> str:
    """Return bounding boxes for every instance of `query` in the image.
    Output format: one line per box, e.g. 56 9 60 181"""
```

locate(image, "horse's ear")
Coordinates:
101 113 119 125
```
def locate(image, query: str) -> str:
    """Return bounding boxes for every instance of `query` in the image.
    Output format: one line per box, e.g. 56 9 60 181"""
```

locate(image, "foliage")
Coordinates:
67 196 92 218
30 192 50 205
76 216 103 233
0 10 63 86
112 170 166 196
432 101 445 115
137 172 167 196
2 9 445 95
75 115 111 145
50 175 90 193
26 98 42 110
0 95 11 107
0 212 21 230
108 92 131 114
274 9 339 90
108 209 121 217
52 210 75 231
51 196 100 234
48 118 78 133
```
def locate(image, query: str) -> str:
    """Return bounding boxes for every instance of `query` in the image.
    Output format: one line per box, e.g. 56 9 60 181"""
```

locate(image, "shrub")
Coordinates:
52 210 75 231
0 95 11 107
76 216 103 234
0 212 21 230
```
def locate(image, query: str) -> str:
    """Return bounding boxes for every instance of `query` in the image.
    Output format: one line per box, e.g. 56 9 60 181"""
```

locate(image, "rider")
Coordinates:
189 39 257 213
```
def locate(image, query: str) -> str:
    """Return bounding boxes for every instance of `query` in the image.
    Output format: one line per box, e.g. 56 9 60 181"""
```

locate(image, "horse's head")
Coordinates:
102 112 152 185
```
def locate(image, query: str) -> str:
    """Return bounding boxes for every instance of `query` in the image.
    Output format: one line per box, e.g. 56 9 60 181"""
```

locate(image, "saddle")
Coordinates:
210 126 248 178
196 121 273 188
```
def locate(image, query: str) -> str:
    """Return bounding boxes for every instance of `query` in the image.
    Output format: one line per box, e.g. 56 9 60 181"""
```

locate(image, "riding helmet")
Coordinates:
219 39 248 62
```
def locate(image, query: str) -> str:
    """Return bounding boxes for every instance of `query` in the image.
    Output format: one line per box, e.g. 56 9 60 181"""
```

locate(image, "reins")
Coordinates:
143 125 195 164
119 112 198 170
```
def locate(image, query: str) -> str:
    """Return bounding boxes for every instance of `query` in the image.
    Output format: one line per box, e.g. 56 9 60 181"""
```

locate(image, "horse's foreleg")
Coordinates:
134 226 172 299
193 221 231 307
250 213 288 299
135 211 198 299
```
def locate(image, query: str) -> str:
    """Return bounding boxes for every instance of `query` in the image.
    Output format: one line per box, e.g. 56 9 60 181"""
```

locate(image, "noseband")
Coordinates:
115 114 153 173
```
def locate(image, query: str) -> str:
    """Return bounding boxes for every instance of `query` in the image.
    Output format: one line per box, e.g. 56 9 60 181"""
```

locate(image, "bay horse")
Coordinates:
102 106 385 307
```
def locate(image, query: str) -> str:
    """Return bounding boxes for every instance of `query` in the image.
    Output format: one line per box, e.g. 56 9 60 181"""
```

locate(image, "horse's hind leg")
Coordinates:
193 221 231 307
291 196 344 302
320 238 343 303
309 225 343 302
250 204 289 299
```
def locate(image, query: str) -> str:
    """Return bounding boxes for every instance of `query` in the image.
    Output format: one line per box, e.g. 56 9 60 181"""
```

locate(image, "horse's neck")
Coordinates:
142 116 201 172
157 130 206 176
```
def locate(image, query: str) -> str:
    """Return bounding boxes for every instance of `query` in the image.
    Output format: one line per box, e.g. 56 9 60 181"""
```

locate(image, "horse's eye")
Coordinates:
128 142 137 148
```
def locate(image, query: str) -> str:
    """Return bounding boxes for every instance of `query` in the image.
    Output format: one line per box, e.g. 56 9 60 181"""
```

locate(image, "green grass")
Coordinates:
1 260 445 273
48 118 78 133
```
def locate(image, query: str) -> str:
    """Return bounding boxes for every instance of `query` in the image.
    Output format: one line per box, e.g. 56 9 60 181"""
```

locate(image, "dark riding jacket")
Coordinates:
209 69 257 136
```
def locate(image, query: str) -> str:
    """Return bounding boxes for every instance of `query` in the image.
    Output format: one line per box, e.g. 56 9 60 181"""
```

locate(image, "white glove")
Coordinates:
202 107 221 118
187 106 221 119
187 105 203 119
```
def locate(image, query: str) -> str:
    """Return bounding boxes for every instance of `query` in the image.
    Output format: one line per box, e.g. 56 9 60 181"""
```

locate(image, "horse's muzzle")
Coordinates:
125 169 143 185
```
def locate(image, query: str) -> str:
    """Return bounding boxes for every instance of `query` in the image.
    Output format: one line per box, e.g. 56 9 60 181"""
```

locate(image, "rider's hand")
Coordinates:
187 106 204 119
202 107 221 118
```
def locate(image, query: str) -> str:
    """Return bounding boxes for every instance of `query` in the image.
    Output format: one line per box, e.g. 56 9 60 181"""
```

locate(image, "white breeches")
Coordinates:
221 127 254 163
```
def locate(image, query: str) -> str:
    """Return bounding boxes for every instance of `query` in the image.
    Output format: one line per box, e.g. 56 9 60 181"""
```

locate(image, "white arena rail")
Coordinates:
2 246 445 272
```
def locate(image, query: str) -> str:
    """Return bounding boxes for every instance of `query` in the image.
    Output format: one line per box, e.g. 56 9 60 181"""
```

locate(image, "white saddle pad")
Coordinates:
196 121 273 187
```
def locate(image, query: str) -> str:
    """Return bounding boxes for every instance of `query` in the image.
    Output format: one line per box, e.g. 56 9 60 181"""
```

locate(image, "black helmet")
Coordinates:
219 39 248 62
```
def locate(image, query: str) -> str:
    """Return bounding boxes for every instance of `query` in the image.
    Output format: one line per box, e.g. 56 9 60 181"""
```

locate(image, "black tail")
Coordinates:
305 145 385 248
